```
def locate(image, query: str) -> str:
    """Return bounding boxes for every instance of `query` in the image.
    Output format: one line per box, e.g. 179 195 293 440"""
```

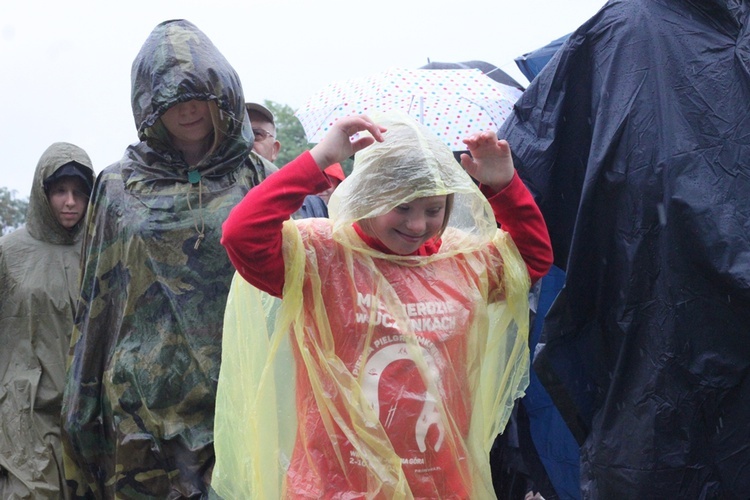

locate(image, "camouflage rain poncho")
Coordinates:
61 19 271 498
0 143 93 499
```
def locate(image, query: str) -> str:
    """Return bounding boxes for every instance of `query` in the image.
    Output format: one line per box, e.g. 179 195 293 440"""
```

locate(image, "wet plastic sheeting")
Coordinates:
499 0 750 497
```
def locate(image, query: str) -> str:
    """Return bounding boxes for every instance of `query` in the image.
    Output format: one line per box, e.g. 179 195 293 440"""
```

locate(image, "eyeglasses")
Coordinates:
252 128 276 141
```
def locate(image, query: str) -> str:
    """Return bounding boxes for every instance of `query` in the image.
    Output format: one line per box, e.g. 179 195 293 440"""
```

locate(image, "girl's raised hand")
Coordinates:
310 115 387 170
460 131 515 192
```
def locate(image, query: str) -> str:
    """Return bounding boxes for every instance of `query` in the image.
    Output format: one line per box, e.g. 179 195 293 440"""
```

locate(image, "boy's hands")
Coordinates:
460 131 515 192
310 115 386 170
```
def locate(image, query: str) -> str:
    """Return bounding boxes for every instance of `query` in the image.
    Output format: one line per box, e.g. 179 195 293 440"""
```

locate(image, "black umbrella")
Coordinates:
420 60 525 91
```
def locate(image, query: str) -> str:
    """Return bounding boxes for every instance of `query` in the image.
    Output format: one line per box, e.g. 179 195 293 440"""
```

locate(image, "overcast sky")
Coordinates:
0 0 606 198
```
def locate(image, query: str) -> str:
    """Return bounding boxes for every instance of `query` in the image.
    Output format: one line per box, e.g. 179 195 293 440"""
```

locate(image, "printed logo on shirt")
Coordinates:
351 291 459 457
354 292 459 332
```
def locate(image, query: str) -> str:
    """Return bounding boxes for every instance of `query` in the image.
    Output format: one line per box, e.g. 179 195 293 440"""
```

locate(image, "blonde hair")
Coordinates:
206 100 226 159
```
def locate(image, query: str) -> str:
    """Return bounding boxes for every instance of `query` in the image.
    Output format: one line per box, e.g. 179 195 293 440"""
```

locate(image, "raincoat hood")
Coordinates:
129 19 254 180
330 112 497 245
25 142 94 245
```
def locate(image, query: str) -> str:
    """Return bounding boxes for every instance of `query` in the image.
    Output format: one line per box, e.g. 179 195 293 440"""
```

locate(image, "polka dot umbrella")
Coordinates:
294 68 523 151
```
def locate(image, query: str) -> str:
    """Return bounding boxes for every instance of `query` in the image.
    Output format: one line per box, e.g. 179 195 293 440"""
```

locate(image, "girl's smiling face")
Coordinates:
364 195 448 255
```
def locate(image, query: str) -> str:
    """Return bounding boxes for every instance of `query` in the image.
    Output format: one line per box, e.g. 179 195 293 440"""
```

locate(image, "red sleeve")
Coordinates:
221 151 331 297
482 173 553 284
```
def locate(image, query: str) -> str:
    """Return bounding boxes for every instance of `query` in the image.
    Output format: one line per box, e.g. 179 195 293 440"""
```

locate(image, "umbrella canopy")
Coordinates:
295 67 523 151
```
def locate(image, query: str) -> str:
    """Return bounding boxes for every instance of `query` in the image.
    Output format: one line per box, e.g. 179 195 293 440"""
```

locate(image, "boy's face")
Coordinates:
161 99 213 147
364 195 448 255
47 177 89 229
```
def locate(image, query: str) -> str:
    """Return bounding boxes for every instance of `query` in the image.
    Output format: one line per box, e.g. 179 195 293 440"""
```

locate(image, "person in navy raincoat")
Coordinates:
499 0 750 497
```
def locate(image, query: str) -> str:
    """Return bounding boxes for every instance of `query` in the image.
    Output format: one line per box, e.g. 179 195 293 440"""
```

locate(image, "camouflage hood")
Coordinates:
25 142 94 245
128 18 254 183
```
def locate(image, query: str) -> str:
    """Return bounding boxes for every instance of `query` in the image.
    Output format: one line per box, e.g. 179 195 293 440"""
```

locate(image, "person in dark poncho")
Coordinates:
61 19 273 498
498 0 750 497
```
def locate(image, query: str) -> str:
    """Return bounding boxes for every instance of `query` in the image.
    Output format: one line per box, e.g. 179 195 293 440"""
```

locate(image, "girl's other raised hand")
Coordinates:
460 131 516 192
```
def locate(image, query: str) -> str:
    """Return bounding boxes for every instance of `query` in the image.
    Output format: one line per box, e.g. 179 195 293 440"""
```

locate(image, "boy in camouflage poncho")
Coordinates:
62 19 273 499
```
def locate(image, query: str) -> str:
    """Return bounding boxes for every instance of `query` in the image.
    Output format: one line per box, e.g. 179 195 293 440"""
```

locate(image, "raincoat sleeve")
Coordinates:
62 168 136 497
221 151 330 297
483 173 552 284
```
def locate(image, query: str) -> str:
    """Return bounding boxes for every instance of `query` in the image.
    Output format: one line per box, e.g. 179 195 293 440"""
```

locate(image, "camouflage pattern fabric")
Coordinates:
61 20 270 499
0 143 93 499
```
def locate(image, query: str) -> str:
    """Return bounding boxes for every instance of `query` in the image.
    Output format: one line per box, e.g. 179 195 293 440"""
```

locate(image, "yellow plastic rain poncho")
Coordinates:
213 112 531 499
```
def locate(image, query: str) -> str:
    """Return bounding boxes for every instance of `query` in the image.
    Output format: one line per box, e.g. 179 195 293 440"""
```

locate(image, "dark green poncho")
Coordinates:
0 142 93 499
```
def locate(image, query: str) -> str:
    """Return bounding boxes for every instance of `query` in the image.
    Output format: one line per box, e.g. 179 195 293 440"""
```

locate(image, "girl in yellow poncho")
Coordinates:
216 112 552 498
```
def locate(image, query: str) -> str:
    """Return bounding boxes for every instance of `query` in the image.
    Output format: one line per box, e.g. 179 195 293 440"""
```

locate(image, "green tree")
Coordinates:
0 187 28 234
264 100 354 174
264 100 309 167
